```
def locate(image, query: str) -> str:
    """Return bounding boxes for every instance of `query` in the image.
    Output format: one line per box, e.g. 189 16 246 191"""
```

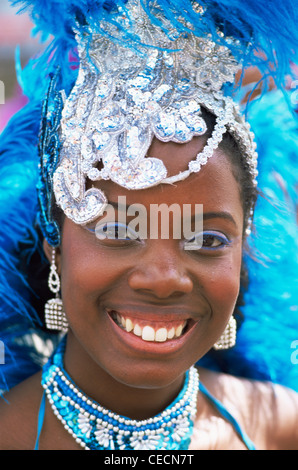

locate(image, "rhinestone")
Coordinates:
52 0 257 227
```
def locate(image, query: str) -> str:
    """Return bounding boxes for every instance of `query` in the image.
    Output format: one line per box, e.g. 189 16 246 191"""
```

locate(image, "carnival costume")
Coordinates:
0 0 297 451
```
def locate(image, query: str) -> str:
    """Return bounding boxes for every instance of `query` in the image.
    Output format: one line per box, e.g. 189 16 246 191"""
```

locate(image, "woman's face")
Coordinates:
57 137 244 390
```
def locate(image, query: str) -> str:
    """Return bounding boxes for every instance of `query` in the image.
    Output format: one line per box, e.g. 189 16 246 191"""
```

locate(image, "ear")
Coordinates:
43 239 62 274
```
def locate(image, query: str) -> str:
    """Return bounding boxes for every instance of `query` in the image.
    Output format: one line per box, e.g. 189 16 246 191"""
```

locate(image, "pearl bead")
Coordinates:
42 341 199 450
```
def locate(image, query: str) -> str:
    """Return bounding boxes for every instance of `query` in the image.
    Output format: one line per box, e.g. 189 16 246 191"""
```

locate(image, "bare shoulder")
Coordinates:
0 372 43 450
265 381 298 450
198 368 298 450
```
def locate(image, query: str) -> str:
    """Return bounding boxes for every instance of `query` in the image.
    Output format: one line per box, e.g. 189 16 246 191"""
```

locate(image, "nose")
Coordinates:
127 241 193 299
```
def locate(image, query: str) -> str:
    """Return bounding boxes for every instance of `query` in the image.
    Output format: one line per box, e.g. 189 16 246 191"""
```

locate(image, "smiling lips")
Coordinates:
109 310 188 343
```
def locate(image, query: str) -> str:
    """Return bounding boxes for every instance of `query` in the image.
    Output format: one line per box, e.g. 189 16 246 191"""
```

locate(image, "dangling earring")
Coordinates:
45 248 68 332
213 316 236 350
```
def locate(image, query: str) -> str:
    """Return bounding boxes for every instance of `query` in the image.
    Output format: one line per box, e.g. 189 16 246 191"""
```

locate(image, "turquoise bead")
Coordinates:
42 337 199 450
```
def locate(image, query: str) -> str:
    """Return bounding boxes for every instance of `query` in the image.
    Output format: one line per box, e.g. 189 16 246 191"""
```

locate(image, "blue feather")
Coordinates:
0 103 58 393
199 89 298 391
9 0 298 100
1 0 298 392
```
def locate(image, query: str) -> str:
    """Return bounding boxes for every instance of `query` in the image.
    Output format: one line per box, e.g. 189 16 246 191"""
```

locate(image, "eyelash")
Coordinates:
184 231 231 252
86 223 230 251
86 223 142 245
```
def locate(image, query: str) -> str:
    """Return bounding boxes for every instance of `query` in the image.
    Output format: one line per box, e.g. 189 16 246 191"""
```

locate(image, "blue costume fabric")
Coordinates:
0 0 297 394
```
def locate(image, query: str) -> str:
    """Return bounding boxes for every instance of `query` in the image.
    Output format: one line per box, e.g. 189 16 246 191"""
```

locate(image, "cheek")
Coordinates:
200 248 242 316
59 238 121 342
59 226 122 297
193 251 242 355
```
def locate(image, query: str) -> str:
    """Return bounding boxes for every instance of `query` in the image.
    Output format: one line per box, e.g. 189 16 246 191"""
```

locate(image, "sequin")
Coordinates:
46 0 258 228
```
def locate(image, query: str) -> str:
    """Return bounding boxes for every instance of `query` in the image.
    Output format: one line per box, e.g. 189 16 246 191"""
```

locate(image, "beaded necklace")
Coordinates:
41 339 199 450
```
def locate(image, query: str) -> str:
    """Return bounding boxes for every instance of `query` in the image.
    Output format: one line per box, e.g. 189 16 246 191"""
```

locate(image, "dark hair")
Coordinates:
219 131 257 327
200 108 258 237
196 108 258 327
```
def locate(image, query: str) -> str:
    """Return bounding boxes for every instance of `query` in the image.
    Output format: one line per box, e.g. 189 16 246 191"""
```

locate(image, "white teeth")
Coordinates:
155 328 168 342
125 318 133 332
175 324 183 337
113 312 187 342
133 324 142 336
167 327 175 339
142 326 155 342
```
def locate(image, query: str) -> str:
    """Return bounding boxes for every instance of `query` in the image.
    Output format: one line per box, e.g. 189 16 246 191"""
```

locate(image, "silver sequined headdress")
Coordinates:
53 0 258 226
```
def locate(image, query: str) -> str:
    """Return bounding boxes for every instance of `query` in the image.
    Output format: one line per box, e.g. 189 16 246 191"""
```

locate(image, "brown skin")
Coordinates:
0 137 298 450
52 137 244 418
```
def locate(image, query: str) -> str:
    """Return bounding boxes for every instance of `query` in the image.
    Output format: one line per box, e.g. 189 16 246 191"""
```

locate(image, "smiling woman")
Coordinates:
51 145 243 399
0 0 298 452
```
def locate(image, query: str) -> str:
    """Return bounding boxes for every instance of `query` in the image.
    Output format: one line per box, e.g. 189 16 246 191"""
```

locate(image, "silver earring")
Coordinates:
213 316 236 350
45 248 68 332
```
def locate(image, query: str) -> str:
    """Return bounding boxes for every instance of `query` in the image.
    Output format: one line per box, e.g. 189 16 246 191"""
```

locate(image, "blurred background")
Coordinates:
0 0 42 131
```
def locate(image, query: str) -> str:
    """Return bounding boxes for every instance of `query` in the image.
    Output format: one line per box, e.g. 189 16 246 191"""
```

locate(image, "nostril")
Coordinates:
128 268 193 298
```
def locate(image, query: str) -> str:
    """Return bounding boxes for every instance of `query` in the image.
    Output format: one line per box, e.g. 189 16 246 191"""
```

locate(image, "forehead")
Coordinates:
148 136 208 177
91 138 243 219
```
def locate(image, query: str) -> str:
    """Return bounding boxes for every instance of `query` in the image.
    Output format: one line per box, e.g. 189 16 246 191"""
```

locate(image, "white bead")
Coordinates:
43 346 199 450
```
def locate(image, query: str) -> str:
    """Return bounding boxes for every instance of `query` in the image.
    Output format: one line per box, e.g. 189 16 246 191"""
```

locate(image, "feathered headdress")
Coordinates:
11 0 298 99
199 89 298 390
0 0 297 392
0 103 57 393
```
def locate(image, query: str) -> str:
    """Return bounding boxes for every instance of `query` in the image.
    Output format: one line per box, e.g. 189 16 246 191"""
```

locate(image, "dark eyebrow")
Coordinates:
202 212 237 227
107 200 237 226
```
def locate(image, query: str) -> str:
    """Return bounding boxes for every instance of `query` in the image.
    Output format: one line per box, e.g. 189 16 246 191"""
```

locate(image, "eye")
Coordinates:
94 222 141 245
184 231 231 251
